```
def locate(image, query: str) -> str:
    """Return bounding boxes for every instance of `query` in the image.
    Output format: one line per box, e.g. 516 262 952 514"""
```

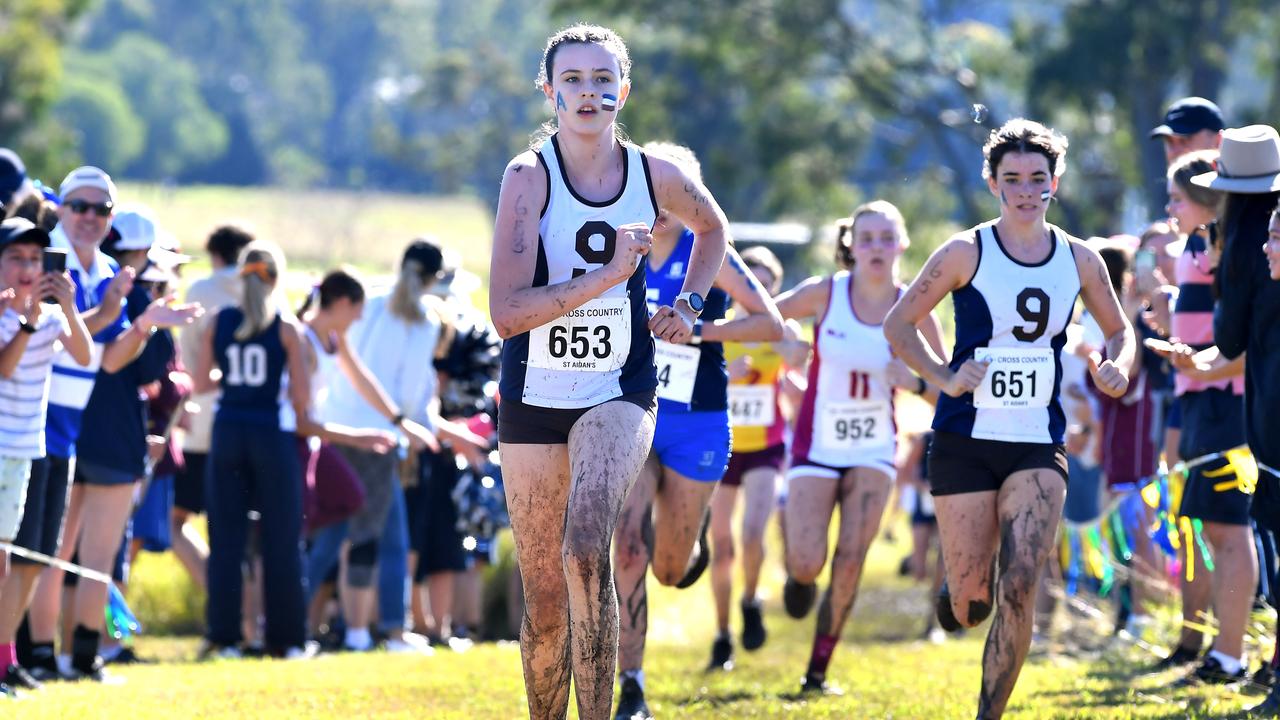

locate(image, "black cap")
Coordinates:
0 148 28 208
0 217 51 251
401 238 444 281
1150 97 1225 139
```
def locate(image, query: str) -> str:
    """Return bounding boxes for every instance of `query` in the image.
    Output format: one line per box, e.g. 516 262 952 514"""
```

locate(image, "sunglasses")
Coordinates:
65 199 114 217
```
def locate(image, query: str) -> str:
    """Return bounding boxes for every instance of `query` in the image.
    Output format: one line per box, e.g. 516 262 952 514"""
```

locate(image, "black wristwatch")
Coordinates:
390 413 406 427
18 318 36 335
914 376 927 395
674 291 705 317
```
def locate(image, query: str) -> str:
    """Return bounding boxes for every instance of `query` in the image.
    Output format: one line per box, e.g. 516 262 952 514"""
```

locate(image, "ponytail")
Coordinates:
389 261 427 323
834 217 855 270
235 245 281 341
297 268 365 318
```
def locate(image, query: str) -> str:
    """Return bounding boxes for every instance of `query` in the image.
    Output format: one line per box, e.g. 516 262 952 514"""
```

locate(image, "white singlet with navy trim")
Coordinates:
499 135 659 409
932 222 1081 444
791 272 897 474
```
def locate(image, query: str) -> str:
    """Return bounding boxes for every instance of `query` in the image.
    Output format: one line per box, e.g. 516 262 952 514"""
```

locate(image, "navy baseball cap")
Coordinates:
0 217 51 251
0 148 30 209
1150 97 1225 138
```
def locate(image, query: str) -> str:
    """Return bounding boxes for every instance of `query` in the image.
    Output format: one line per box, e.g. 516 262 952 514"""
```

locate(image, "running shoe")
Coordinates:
67 656 108 683
935 581 961 632
283 643 320 661
2 664 40 691
783 578 817 619
1254 663 1277 690
384 633 436 655
799 673 844 696
1250 685 1280 717
196 641 243 662
106 646 144 665
615 676 654 720
675 520 711 589
25 653 61 683
1179 655 1249 686
740 599 766 651
706 635 734 672
1143 644 1201 674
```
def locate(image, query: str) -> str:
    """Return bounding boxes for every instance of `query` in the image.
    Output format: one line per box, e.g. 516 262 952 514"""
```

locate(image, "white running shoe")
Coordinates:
385 633 436 655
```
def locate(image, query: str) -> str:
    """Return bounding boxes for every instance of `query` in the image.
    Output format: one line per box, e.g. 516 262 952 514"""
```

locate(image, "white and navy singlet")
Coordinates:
932 222 1082 444
791 272 899 477
212 307 296 431
498 134 660 409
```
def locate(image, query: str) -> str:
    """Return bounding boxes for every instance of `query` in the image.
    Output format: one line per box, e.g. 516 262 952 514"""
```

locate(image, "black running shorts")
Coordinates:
928 430 1068 497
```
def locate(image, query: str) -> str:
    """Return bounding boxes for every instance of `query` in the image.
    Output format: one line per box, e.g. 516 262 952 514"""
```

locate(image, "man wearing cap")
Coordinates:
21 168 199 683
1193 125 1280 715
1150 97 1226 166
0 217 92 696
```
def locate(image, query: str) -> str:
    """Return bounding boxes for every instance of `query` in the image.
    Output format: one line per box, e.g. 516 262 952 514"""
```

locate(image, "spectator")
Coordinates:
0 150 34 211
0 218 92 695
1192 125 1280 710
1149 97 1225 166
1147 149 1255 685
192 244 391 659
173 225 253 591
54 205 200 679
22 168 193 682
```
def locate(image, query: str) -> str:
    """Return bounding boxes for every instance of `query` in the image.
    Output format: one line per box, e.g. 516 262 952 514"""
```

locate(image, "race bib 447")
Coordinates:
527 297 631 372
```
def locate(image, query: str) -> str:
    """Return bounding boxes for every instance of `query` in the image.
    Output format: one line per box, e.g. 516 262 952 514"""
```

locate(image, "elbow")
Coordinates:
0 366 15 380
72 347 92 368
763 312 784 342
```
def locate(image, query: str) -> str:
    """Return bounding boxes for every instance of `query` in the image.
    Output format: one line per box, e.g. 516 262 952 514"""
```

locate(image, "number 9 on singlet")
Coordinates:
527 297 631 372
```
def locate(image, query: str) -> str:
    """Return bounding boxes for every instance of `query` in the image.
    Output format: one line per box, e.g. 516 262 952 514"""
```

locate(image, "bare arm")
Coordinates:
336 332 400 421
699 246 783 343
193 320 218 395
1171 345 1245 382
773 276 830 322
884 236 977 392
82 267 134 335
1072 240 1136 397
647 156 730 343
488 153 648 339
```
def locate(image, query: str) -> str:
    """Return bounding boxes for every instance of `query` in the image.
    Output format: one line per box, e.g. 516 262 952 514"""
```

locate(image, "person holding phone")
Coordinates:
24 169 199 683
0 218 91 695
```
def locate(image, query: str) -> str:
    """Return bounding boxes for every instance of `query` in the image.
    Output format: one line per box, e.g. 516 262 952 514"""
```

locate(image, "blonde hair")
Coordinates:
739 246 784 294
835 200 909 270
389 260 428 323
643 141 703 185
235 244 283 341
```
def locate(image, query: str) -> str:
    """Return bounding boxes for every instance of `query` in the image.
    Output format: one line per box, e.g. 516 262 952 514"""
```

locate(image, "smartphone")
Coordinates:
42 248 67 304
1135 248 1156 276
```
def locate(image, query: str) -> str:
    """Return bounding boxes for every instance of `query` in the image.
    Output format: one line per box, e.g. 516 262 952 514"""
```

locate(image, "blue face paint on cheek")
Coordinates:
556 91 567 112
601 93 618 112
1000 188 1009 207
1040 189 1052 202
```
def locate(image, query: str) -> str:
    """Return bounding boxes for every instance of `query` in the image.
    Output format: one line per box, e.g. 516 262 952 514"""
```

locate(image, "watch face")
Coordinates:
688 293 704 312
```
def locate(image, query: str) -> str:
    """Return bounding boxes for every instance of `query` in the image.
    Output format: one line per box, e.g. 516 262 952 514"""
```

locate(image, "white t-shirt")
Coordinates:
322 292 443 429
0 307 70 459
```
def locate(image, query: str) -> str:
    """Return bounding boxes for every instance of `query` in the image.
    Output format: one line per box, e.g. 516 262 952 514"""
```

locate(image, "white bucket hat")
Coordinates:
1190 125 1280 194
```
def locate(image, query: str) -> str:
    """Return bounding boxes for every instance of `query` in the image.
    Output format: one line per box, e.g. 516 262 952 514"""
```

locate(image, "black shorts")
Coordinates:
407 449 468 579
497 391 656 445
174 451 207 514
928 431 1069 497
12 455 73 565
721 443 786 488
1177 389 1249 526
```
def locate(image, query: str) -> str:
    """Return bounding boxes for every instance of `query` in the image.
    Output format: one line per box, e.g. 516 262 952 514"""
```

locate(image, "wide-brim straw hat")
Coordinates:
1191 125 1280 193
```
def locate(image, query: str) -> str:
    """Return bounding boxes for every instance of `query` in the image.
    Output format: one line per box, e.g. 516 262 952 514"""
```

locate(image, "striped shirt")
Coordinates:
1172 230 1243 396
0 307 70 459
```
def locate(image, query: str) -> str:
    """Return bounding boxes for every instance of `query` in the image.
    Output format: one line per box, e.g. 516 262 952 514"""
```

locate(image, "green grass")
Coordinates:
119 182 495 308
22 518 1274 719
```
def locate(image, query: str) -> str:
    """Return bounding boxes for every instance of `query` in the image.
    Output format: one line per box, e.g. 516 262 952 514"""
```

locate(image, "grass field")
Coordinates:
17 521 1273 719
16 185 1272 717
